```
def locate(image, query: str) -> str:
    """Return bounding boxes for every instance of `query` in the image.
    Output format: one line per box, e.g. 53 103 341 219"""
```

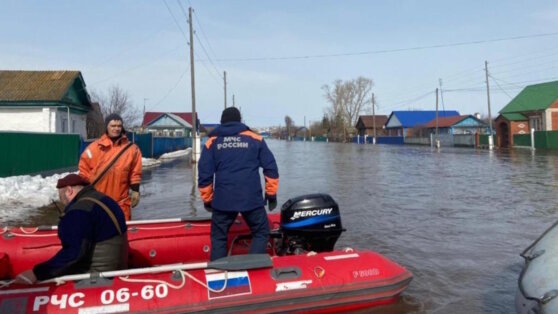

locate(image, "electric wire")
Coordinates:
209 31 558 62
90 45 184 86
147 66 190 111
163 0 189 43
489 74 515 99
177 1 223 80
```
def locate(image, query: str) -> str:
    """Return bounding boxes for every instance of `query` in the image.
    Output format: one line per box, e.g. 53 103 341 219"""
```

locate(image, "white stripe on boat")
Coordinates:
324 253 360 260
78 303 129 314
0 287 49 295
276 280 313 292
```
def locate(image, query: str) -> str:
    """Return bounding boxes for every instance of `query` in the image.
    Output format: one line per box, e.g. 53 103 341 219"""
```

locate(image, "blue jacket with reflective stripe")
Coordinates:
198 122 279 212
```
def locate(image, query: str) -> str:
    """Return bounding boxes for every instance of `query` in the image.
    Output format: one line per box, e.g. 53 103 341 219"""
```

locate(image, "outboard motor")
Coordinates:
277 193 345 255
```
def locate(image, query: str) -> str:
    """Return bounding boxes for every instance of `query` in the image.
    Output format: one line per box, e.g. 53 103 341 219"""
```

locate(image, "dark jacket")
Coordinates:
198 122 279 212
33 186 128 281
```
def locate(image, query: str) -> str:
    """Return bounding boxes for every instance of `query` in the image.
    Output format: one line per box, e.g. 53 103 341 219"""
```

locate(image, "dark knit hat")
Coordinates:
56 174 90 189
220 107 241 124
105 113 123 127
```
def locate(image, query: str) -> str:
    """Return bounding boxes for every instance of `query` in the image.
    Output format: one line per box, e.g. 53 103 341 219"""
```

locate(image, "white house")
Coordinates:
142 112 194 137
0 70 92 138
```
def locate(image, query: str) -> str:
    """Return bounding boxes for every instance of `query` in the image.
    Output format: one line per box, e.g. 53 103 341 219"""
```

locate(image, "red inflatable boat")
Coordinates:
0 194 413 313
0 214 281 278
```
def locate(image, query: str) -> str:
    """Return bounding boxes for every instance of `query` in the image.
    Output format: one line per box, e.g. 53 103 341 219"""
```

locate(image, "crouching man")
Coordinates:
14 174 128 284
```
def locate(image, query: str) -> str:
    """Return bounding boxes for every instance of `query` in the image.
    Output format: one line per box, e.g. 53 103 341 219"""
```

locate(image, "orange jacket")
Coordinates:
79 134 142 220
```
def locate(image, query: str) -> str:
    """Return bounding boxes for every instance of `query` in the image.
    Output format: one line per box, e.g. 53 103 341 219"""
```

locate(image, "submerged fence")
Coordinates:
1 132 194 178
514 130 558 149
0 132 81 177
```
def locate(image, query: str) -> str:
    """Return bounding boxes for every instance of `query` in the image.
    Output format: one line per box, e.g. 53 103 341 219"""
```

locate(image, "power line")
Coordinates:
194 49 223 84
490 45 558 68
90 45 183 86
176 1 223 80
489 74 514 99
85 29 165 71
207 31 558 62
189 3 223 65
147 66 190 111
380 90 436 112
163 0 189 43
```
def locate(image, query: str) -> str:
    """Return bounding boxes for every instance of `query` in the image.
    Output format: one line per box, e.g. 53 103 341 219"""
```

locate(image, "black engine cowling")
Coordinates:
277 193 344 255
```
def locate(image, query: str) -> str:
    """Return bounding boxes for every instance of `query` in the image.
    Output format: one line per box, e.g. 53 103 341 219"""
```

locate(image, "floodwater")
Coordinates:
12 140 558 313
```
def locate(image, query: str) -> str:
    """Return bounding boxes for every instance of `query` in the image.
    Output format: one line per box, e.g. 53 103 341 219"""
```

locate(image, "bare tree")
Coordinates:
90 85 142 128
86 102 105 139
284 115 294 140
322 77 374 141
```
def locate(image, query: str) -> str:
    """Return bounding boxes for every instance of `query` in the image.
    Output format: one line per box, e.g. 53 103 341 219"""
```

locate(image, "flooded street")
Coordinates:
8 140 558 313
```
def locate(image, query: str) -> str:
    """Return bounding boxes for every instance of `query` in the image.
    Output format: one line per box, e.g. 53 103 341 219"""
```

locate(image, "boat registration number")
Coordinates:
32 284 169 311
352 268 380 278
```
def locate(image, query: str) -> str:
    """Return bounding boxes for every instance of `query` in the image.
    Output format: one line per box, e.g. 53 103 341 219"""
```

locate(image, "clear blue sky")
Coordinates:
2 0 558 127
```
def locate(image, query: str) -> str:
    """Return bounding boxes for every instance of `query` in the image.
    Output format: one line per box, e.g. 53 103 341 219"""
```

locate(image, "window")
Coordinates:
72 120 76 133
530 116 542 131
61 118 67 133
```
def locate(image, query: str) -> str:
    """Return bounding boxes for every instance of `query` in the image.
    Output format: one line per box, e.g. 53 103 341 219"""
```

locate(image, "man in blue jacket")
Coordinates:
14 174 128 284
198 107 279 261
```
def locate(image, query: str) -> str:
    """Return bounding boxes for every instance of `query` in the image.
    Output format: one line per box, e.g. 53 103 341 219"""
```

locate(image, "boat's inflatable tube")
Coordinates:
0 215 281 279
0 250 412 314
516 220 558 314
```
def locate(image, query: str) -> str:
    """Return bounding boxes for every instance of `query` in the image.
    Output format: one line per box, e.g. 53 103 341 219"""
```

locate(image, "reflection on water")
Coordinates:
11 141 558 313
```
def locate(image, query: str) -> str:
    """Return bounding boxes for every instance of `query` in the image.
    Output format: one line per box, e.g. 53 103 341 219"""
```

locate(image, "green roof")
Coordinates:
501 113 527 121
500 80 558 114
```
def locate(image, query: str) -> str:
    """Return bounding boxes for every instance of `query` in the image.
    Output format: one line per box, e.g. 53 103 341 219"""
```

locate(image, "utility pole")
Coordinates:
372 93 376 145
189 7 199 163
485 60 494 150
143 98 148 116
439 78 445 112
232 94 235 107
435 88 440 148
304 116 306 141
142 98 148 130
224 71 227 109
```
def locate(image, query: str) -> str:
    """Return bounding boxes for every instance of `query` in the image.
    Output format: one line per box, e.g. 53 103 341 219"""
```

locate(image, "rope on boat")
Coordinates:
0 279 15 288
7 232 57 238
306 251 317 256
129 222 210 231
0 226 7 235
179 270 229 293
119 271 186 290
343 247 354 252
117 270 230 293
19 227 39 234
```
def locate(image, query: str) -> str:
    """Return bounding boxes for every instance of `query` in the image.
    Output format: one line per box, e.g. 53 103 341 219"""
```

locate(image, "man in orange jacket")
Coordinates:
79 113 142 220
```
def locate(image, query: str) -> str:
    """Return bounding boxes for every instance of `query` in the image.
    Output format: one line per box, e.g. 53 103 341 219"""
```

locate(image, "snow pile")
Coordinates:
159 148 192 160
0 172 71 208
0 149 191 221
142 157 162 168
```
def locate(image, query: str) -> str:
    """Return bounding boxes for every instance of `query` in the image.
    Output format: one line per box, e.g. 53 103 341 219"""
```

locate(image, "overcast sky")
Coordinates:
2 0 558 127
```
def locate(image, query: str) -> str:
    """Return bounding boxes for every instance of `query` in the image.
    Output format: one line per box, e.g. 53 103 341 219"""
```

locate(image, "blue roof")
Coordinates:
201 123 220 128
386 110 460 128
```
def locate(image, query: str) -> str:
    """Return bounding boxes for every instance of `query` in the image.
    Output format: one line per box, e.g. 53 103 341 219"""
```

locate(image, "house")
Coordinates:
201 123 219 136
384 110 460 137
420 115 488 135
142 112 194 137
496 81 558 148
355 115 388 136
0 70 92 138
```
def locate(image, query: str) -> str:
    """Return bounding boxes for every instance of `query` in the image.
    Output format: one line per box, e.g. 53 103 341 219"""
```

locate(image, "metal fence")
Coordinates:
0 132 80 177
0 131 197 178
514 131 558 149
